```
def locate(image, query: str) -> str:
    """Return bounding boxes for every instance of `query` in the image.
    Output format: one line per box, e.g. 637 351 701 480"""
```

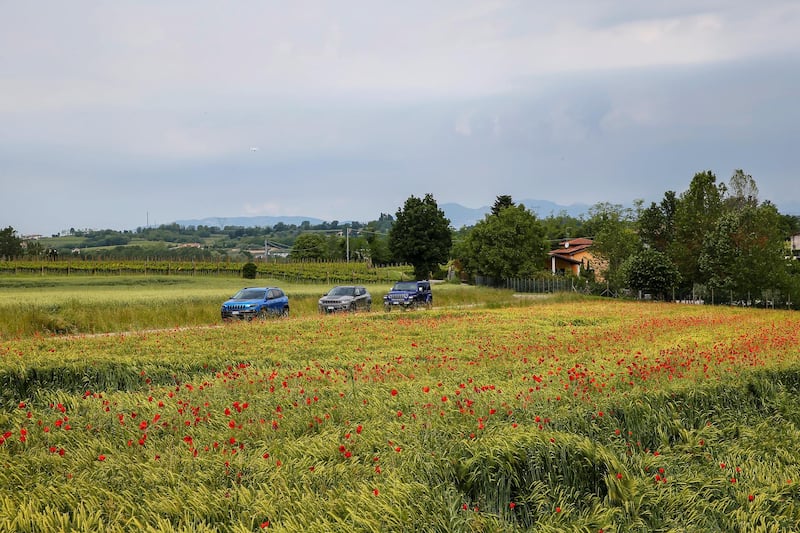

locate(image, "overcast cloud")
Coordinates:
3 1 800 235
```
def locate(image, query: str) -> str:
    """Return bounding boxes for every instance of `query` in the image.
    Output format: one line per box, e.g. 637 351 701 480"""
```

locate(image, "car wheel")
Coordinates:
256 308 268 320
280 307 289 318
349 302 357 312
384 304 391 312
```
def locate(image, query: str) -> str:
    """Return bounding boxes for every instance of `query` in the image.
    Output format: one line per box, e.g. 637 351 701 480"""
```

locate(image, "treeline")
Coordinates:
453 170 800 306
4 168 800 305
14 214 400 262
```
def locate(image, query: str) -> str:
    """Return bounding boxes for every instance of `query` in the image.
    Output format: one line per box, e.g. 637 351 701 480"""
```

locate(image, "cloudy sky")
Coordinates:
3 1 800 235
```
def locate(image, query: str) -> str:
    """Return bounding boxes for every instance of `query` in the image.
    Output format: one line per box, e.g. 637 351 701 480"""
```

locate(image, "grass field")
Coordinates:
2 276 800 531
0 275 522 339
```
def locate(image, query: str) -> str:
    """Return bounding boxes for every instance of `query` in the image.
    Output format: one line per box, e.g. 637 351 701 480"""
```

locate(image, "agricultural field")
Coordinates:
1 278 800 531
0 275 512 339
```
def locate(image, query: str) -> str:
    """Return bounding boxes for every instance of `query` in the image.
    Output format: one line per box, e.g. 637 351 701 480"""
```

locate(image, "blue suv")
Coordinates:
221 287 289 320
383 280 432 311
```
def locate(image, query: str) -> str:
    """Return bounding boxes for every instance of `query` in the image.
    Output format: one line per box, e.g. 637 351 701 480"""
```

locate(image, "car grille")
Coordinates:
226 304 251 310
389 294 407 301
320 299 343 306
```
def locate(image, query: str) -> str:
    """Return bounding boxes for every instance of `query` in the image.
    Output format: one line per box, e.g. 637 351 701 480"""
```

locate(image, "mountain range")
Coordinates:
173 199 591 230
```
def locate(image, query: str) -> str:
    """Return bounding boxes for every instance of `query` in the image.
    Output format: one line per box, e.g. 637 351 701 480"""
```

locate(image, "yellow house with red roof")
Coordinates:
548 238 603 279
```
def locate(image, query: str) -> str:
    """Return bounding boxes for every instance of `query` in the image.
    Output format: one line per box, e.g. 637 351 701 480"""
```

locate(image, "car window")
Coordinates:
330 287 355 296
236 289 266 299
274 289 284 298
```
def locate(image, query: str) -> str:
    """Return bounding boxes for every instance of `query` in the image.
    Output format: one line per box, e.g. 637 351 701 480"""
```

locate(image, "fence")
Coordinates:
672 287 793 309
475 275 590 294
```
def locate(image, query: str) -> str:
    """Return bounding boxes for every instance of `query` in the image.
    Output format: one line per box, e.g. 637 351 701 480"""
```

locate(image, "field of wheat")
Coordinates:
2 285 800 531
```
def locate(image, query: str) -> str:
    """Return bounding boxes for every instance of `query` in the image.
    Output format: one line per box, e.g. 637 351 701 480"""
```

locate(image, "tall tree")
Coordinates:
670 171 726 288
491 195 515 216
389 194 452 280
638 191 677 253
0 226 23 258
457 200 549 282
726 169 759 210
699 200 787 300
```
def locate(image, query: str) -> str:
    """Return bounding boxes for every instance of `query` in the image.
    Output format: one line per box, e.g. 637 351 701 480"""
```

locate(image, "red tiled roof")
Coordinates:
549 238 594 258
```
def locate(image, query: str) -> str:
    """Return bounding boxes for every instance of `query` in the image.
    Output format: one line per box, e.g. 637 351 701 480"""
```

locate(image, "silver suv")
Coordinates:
318 285 372 313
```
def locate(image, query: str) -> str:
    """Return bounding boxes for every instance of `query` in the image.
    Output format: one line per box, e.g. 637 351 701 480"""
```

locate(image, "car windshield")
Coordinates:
393 282 418 291
233 289 266 300
329 286 355 297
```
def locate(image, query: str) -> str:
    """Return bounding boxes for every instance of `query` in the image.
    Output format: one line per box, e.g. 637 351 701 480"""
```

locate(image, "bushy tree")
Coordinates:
291 233 328 261
541 210 586 241
0 226 23 258
389 194 452 280
242 262 257 279
621 248 681 300
457 198 549 282
699 201 787 300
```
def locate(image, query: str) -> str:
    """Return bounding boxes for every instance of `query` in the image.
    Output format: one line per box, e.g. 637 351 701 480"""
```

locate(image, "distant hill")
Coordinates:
172 200 591 230
443 199 591 228
173 215 326 228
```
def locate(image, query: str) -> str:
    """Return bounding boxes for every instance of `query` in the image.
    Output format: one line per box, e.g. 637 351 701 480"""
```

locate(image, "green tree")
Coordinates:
638 191 677 253
726 169 759 210
670 171 726 288
0 226 23 258
541 210 586 241
363 230 391 264
291 233 328 261
25 240 44 257
583 203 640 288
699 201 787 301
491 195 515 216
389 194 452 280
457 198 549 282
621 248 681 300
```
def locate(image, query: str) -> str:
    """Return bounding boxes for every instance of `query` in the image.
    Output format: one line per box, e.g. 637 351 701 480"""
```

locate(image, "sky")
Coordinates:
3 1 800 236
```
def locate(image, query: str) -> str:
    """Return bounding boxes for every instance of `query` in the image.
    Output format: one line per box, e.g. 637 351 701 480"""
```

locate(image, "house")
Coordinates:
548 238 601 278
791 234 800 259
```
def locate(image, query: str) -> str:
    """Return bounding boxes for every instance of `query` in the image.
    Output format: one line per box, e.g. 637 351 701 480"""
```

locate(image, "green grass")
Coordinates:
0 275 532 338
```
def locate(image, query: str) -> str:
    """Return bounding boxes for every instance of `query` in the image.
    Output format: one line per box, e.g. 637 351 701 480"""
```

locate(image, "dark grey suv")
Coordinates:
318 285 372 313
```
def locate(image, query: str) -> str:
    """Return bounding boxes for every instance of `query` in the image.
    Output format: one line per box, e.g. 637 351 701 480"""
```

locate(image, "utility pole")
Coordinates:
346 227 350 263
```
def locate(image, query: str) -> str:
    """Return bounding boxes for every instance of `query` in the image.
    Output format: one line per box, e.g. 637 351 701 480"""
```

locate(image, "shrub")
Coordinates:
242 262 257 279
